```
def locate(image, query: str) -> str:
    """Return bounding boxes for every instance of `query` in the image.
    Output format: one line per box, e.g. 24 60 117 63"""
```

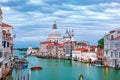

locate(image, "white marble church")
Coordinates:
39 21 74 58
47 21 74 43
47 21 62 43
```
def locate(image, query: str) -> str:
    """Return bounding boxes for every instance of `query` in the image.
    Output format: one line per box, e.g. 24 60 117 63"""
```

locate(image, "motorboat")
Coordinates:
30 66 42 70
94 64 104 67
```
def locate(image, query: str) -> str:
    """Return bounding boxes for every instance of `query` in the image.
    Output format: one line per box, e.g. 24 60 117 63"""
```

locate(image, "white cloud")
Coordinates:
0 0 10 3
27 0 44 5
1 1 120 45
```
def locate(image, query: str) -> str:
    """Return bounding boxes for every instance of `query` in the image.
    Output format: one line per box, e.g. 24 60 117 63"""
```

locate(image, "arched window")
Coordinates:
115 52 118 58
111 52 113 58
119 52 120 58
111 35 114 40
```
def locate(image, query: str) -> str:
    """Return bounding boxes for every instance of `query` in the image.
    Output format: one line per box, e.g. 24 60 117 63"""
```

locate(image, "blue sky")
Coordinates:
0 0 120 48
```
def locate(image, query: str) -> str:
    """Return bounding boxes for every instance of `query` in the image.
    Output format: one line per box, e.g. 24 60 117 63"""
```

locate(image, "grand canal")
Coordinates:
10 50 120 80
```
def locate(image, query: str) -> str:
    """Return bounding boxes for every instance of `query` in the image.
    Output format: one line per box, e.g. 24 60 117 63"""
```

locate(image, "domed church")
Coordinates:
47 21 62 43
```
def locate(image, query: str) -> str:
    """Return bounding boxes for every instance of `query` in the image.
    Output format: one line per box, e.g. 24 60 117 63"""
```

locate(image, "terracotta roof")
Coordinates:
2 23 12 27
48 43 54 47
90 46 97 48
40 41 51 44
40 41 54 46
113 36 120 40
74 48 88 52
56 44 64 47
109 30 116 33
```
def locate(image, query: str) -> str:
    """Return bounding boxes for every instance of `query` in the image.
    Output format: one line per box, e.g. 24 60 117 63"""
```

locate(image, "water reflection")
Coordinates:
8 51 120 80
105 67 108 80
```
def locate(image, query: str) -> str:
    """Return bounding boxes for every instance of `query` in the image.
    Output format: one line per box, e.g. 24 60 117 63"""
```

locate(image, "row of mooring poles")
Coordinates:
21 72 30 80
17 69 30 80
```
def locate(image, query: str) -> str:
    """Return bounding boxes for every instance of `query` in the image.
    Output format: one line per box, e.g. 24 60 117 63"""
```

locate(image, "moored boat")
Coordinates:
94 64 104 67
30 66 42 70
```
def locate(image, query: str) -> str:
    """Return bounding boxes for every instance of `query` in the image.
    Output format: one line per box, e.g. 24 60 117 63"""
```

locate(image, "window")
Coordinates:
0 51 2 58
2 41 6 48
7 30 9 32
115 52 118 58
5 63 7 67
111 35 114 40
119 52 120 58
118 30 120 34
115 43 119 48
0 62 2 68
111 52 113 58
7 42 9 47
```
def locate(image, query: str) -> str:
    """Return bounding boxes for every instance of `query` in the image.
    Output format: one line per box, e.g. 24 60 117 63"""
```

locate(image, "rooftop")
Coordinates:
2 23 12 28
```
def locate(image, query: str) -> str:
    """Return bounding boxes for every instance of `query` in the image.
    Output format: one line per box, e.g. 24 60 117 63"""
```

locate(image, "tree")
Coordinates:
97 38 104 48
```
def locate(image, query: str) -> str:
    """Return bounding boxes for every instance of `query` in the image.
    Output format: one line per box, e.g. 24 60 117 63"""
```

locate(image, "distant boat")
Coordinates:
24 55 27 58
30 66 42 70
94 64 104 67
115 64 120 70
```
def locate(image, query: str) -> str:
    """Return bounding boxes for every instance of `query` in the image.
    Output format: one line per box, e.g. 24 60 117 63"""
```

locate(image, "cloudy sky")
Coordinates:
0 0 120 48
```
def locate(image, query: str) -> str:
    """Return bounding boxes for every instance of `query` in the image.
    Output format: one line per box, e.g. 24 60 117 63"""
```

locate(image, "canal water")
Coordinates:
11 50 120 80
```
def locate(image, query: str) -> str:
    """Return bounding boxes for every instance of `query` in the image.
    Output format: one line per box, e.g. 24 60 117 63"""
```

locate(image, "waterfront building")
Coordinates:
72 47 97 62
77 41 90 51
72 49 81 60
39 41 65 58
65 42 72 58
104 29 120 67
39 21 98 60
2 23 13 77
97 48 104 64
39 21 74 58
0 7 14 79
39 41 51 55
0 7 3 79
26 45 37 55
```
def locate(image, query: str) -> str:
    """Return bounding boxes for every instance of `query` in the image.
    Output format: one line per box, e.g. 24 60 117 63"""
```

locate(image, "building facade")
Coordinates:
104 29 120 67
39 21 74 58
0 7 14 79
0 7 3 79
2 23 13 77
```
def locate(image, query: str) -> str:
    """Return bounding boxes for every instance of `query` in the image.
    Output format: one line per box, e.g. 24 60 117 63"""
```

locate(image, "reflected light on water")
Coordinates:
35 70 39 75
105 67 108 80
86 64 89 76
102 68 104 72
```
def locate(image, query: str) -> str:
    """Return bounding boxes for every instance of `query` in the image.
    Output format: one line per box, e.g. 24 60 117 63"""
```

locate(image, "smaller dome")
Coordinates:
63 33 70 38
63 29 70 38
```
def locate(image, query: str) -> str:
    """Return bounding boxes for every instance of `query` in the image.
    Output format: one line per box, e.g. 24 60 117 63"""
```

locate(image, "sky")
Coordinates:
0 0 120 48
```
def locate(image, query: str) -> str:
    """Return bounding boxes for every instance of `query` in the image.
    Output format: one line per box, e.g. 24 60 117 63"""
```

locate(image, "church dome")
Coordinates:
48 30 61 38
63 33 69 38
47 21 62 41
63 29 70 38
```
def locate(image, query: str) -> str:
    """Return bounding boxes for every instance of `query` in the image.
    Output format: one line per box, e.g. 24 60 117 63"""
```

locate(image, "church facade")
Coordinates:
39 21 74 58
47 21 74 43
